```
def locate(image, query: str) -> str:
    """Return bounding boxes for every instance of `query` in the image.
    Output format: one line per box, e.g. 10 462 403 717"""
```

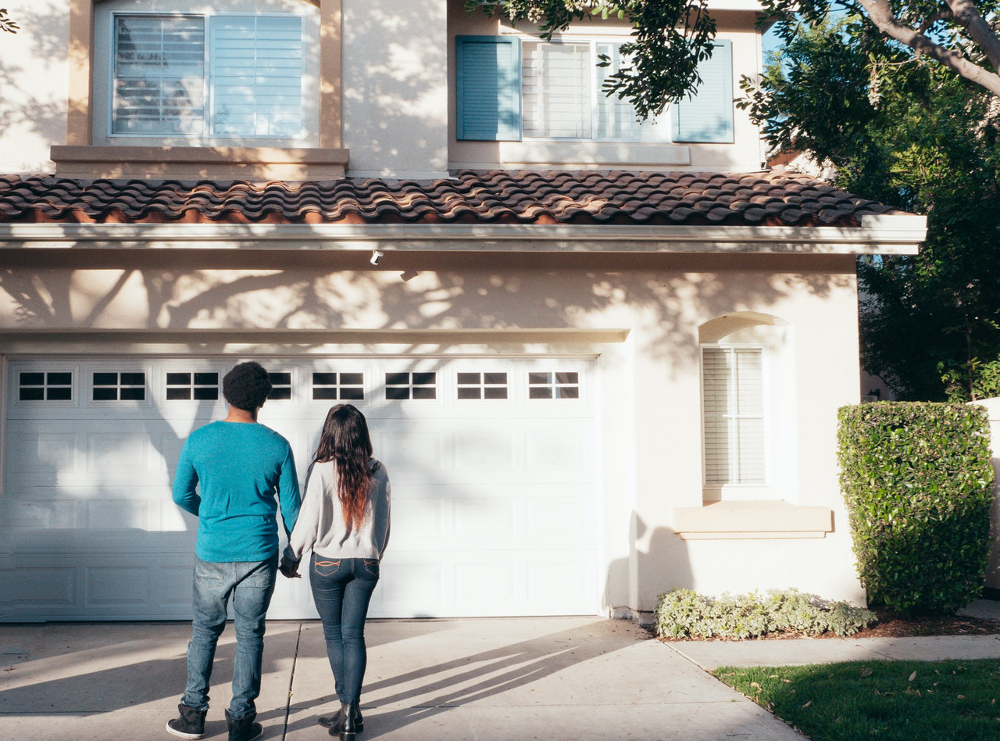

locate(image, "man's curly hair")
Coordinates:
222 361 272 411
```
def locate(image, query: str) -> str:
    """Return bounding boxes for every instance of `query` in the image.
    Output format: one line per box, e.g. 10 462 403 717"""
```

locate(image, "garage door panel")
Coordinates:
3 355 601 620
0 567 76 606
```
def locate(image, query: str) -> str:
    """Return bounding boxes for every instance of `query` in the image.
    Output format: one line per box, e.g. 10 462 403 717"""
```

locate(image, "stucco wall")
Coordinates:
0 0 70 174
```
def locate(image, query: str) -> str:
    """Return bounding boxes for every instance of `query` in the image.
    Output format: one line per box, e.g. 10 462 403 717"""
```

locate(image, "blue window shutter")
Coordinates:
673 40 734 143
456 35 522 141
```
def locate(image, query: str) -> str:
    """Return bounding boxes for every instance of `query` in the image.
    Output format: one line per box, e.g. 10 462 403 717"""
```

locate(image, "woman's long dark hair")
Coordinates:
313 404 375 530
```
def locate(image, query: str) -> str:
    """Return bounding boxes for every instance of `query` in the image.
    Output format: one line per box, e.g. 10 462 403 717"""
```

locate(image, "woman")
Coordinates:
280 404 390 741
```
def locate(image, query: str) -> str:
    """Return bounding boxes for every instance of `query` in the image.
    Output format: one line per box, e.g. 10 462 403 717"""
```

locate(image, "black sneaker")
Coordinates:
225 710 263 741
166 703 207 740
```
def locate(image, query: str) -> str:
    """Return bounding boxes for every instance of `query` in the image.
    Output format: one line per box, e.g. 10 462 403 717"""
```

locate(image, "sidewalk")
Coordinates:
2 608 999 741
0 616 805 741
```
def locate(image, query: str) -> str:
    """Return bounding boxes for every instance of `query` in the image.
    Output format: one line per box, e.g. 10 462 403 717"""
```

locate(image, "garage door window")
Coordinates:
267 372 293 401
312 372 364 401
18 371 73 402
386 372 437 400
457 372 508 400
165 372 219 401
92 371 146 401
528 371 580 399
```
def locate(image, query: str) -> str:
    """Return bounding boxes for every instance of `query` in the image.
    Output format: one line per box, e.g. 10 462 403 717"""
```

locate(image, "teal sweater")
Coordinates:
173 421 301 563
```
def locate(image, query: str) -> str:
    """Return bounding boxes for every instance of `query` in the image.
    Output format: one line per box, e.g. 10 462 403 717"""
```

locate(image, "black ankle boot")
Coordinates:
317 704 363 732
328 701 359 740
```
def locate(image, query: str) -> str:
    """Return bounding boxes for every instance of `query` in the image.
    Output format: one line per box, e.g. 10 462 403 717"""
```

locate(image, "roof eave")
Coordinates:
0 214 926 255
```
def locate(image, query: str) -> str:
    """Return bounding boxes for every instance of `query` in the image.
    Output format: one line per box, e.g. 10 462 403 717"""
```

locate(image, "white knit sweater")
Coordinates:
284 459 391 562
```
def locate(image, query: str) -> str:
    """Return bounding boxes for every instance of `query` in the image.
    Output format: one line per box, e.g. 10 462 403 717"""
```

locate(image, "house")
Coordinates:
0 0 925 622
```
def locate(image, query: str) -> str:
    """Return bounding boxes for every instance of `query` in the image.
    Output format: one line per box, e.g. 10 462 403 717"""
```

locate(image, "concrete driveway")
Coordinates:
0 616 805 741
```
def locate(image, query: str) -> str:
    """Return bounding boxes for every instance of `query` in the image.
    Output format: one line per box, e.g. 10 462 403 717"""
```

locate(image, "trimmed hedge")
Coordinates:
837 402 995 614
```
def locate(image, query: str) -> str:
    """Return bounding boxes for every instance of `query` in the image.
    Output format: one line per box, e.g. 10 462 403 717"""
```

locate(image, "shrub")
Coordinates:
654 588 875 640
837 402 994 614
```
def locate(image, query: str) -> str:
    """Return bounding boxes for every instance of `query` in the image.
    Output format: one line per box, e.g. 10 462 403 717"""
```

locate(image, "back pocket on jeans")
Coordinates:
313 559 342 577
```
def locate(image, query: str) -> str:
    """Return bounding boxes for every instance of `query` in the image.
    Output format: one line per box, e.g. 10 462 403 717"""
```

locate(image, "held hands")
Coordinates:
279 554 301 579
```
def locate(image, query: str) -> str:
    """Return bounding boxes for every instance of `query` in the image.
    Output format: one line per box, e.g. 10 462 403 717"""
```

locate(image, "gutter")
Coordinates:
0 214 926 255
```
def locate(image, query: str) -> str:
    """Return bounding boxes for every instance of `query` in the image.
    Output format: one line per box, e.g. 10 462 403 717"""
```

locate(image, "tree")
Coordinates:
0 8 18 34
740 16 1000 400
466 0 1000 113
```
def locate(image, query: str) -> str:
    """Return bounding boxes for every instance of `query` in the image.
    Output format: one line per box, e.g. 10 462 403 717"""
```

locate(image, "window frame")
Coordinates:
93 1 321 147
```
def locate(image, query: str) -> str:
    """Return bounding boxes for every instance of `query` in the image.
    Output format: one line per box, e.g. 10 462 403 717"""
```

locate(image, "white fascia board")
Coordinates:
706 0 766 10
0 215 926 255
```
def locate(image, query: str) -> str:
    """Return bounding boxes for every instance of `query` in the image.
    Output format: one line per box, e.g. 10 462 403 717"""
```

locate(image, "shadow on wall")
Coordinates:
0 250 856 378
0 1 69 171
341 0 449 176
606 515 693 622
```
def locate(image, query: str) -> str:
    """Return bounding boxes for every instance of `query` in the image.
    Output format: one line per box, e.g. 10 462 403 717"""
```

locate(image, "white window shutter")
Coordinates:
702 347 766 486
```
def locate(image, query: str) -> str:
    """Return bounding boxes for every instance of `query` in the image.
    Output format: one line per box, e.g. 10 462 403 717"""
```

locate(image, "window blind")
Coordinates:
522 41 591 139
595 43 670 142
702 347 766 486
113 15 206 135
209 15 303 137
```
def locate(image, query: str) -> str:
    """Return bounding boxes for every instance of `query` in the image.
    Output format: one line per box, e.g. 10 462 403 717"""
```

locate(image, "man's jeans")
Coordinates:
182 554 278 719
310 555 380 705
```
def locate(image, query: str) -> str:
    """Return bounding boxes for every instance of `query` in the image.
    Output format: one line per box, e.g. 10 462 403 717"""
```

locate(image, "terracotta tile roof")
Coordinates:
0 169 900 227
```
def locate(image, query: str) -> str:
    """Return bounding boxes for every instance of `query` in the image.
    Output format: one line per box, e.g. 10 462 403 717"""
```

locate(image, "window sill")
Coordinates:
673 501 834 540
51 146 350 181
495 141 691 168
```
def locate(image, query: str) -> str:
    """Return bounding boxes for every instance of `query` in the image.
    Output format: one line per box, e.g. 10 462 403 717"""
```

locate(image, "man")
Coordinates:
167 361 300 741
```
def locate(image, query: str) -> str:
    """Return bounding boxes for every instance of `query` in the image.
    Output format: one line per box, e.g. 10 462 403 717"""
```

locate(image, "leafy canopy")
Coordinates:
741 13 1000 400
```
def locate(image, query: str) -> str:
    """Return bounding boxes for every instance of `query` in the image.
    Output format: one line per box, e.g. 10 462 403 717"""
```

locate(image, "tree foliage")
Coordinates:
741 15 1000 400
467 0 1000 113
0 8 18 35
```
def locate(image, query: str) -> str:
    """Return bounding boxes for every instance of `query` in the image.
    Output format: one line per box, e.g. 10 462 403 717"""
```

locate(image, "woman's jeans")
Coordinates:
182 554 278 719
310 555 380 705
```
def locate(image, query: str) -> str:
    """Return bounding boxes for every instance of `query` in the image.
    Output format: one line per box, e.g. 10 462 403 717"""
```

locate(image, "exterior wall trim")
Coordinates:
673 501 834 540
0 216 926 254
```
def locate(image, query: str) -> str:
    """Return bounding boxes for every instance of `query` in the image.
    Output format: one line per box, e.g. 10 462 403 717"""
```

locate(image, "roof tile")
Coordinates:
0 170 902 227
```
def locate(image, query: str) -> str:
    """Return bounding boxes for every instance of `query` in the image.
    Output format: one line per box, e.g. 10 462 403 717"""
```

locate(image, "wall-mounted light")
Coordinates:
370 250 384 266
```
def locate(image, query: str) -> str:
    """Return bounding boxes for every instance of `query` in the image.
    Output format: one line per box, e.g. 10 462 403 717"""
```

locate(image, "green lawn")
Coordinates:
714 660 1000 741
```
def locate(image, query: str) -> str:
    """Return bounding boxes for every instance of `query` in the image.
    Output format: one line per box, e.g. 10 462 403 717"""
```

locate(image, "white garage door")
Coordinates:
1 355 600 621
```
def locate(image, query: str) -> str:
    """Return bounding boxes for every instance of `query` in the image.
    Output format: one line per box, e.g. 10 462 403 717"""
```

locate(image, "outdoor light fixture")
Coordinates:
370 250 384 265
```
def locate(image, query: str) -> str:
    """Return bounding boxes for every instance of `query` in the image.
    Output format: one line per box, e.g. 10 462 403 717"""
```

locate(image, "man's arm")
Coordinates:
277 445 301 539
171 439 201 516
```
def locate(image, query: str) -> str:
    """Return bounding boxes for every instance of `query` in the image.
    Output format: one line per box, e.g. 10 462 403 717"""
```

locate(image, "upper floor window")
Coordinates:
456 35 733 144
112 12 304 138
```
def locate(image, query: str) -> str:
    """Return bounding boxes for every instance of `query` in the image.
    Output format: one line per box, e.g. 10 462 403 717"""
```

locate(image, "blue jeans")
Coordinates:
181 554 278 719
310 555 380 705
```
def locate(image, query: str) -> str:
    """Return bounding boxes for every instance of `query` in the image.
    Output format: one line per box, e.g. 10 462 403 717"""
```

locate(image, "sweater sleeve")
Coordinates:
284 462 319 562
277 444 301 539
171 438 201 516
373 465 391 559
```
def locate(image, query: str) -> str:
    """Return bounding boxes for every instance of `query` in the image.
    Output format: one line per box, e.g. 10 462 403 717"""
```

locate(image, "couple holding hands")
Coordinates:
166 361 391 741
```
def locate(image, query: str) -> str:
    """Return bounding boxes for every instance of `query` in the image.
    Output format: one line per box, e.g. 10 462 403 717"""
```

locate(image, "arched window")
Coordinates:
699 312 796 502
